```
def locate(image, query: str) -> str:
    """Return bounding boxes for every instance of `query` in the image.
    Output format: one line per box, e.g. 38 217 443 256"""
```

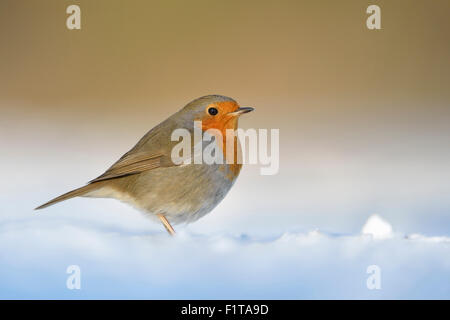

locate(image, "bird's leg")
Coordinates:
157 213 175 236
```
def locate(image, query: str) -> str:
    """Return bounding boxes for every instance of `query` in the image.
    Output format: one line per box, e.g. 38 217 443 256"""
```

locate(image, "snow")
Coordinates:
361 214 393 239
0 209 449 299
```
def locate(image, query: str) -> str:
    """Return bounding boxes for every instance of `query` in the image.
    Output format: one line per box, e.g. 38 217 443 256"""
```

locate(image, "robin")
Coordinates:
36 95 254 235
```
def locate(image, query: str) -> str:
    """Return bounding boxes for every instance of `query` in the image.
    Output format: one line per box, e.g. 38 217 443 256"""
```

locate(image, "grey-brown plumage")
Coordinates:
36 95 253 234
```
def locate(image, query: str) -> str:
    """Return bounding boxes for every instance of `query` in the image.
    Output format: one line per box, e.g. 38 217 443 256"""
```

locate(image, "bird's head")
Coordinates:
179 95 253 134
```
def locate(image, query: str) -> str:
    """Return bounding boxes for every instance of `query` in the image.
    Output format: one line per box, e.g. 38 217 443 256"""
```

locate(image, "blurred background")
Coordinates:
0 0 449 299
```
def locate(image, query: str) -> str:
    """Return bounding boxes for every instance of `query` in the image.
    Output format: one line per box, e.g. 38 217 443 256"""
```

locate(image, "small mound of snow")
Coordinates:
361 214 393 239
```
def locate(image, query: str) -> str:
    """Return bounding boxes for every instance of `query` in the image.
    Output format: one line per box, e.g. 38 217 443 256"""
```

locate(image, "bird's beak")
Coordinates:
228 107 254 117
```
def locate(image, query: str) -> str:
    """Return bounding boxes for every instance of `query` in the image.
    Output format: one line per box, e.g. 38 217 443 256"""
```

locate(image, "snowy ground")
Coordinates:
1 207 449 299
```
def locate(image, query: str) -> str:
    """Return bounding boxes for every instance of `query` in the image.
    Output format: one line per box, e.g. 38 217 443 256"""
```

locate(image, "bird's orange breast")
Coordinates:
200 101 242 181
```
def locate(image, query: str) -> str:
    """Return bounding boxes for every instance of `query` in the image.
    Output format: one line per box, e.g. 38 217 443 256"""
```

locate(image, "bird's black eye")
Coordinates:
208 107 218 116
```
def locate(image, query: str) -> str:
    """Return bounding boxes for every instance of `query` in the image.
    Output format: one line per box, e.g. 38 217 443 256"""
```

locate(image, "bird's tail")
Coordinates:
35 183 100 210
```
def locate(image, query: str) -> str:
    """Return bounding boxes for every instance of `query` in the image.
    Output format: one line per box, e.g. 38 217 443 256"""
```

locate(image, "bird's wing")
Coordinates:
89 118 183 183
89 152 168 182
